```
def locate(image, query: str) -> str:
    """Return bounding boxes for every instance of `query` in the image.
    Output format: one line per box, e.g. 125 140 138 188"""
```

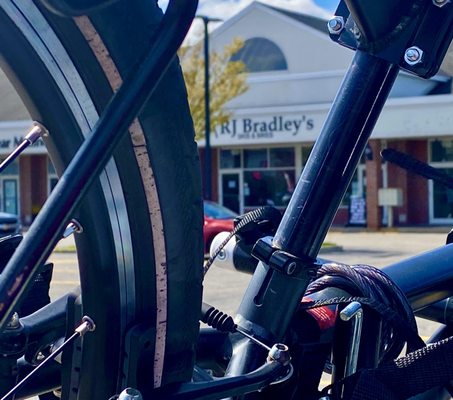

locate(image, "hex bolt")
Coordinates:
6 312 20 330
433 0 450 7
404 46 424 66
327 16 345 35
267 343 291 366
285 261 297 275
62 219 83 238
118 388 143 400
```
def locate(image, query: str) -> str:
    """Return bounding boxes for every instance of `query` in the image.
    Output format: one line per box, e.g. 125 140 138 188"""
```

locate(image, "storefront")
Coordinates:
0 121 53 225
199 2 453 228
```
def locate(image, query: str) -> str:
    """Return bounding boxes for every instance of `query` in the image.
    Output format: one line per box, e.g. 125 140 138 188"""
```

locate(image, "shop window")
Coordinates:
231 37 288 73
432 168 453 219
244 149 267 168
3 180 17 214
301 146 312 166
270 147 294 167
48 159 58 193
244 170 295 207
220 149 241 169
0 158 18 175
431 139 453 162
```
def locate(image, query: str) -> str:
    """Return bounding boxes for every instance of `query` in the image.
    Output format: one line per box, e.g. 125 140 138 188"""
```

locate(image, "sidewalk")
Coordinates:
324 229 449 267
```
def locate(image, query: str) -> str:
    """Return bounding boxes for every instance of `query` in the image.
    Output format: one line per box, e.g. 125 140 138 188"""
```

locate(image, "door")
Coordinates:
3 179 18 215
221 173 240 213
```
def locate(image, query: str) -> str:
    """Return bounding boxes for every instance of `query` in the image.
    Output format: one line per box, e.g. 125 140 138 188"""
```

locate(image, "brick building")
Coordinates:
0 68 57 225
198 2 453 228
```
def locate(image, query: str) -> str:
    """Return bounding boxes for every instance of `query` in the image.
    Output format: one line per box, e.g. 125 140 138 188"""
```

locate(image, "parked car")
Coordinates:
203 201 237 254
0 211 21 237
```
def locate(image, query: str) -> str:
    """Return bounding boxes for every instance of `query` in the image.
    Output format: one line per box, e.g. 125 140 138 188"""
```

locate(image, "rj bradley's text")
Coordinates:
217 115 314 139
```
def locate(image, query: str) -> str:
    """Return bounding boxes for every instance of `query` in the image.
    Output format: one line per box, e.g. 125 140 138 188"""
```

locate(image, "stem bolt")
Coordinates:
404 46 424 66
327 16 345 35
118 388 143 400
285 261 297 275
6 313 20 330
433 0 450 7
267 343 291 366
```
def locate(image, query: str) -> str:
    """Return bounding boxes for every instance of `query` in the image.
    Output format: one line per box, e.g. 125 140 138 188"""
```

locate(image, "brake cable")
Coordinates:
0 316 95 400
203 206 281 276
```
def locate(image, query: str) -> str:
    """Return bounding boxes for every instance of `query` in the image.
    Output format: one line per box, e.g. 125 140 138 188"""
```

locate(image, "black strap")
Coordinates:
342 336 453 400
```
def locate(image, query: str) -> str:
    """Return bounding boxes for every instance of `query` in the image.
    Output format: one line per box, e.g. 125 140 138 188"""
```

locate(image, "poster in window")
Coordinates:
348 196 366 226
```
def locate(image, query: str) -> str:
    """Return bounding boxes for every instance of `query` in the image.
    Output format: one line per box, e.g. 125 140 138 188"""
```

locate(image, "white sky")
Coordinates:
158 0 333 43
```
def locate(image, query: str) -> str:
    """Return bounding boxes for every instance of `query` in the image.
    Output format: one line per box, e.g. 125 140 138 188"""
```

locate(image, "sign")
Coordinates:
0 121 47 155
348 196 366 226
212 113 318 146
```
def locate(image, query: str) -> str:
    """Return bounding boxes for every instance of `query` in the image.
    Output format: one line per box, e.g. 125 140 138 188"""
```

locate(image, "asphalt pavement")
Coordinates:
49 228 453 339
203 228 452 339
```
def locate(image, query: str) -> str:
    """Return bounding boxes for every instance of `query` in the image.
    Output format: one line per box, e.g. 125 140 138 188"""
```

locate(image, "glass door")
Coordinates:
221 172 241 213
3 179 18 215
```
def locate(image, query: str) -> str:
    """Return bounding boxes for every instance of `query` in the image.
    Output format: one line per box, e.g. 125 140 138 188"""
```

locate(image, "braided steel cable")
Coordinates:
303 263 423 362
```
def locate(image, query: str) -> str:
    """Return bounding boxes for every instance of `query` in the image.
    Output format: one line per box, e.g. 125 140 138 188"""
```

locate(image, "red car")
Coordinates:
203 201 237 254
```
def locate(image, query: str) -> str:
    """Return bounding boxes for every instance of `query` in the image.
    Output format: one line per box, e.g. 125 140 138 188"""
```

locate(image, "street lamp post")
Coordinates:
197 15 222 201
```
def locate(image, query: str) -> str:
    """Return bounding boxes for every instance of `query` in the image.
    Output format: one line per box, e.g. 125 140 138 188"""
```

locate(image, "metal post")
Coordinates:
202 17 212 201
197 16 222 201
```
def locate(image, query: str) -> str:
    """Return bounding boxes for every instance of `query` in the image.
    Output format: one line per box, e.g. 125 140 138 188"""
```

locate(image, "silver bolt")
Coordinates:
404 46 424 66
267 343 291 366
433 0 450 7
327 16 345 35
118 388 143 400
62 219 83 238
217 249 227 260
285 262 297 275
6 312 20 330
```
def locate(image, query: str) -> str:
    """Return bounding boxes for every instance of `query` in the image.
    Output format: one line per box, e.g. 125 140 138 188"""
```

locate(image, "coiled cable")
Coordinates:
302 262 424 362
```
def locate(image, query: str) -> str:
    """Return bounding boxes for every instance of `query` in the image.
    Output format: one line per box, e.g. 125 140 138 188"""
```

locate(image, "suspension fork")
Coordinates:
227 50 400 378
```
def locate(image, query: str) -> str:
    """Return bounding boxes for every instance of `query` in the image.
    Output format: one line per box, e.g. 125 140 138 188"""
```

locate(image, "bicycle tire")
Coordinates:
0 1 203 398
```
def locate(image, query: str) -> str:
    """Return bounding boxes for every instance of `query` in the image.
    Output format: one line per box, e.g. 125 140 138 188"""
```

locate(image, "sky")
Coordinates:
158 0 338 42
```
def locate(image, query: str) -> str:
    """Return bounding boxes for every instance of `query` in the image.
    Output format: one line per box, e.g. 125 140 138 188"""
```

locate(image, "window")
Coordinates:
220 149 241 169
242 147 295 207
48 158 58 193
431 139 453 162
244 169 295 207
231 38 287 73
429 139 453 220
244 149 267 168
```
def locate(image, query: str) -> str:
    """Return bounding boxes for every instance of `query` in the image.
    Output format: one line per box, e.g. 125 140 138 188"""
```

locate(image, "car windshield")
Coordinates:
204 201 238 219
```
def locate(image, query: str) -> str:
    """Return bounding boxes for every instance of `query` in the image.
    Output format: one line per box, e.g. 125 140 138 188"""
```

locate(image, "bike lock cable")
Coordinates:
301 263 425 362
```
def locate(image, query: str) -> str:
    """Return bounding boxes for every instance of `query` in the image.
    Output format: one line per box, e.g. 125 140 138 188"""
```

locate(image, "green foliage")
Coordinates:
180 38 249 140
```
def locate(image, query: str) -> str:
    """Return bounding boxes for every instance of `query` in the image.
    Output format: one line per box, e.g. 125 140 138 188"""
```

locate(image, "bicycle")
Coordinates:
0 0 453 399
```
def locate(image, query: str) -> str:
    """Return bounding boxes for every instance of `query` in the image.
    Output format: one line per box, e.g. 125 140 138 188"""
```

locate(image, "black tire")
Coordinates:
0 1 203 399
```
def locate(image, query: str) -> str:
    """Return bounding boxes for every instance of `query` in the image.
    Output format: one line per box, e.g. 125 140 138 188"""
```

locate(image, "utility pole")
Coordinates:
196 15 222 200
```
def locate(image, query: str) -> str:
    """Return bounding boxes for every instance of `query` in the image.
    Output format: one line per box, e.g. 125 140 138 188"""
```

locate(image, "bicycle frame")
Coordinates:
2 0 453 398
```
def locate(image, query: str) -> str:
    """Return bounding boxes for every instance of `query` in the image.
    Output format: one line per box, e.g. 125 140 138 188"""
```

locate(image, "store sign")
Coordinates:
216 115 314 141
0 123 47 155
0 136 45 153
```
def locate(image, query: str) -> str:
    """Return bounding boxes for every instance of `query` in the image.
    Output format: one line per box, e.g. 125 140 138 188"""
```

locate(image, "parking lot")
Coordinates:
48 228 452 340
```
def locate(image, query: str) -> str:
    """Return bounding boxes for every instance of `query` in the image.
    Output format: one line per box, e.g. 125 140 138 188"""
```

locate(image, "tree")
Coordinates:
179 38 249 140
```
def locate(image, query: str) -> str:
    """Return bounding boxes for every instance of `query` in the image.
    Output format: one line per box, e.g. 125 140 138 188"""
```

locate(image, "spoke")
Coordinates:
0 316 95 400
0 122 48 174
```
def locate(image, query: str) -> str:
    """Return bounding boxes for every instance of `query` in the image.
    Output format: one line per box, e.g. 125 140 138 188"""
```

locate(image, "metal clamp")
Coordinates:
340 302 363 377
